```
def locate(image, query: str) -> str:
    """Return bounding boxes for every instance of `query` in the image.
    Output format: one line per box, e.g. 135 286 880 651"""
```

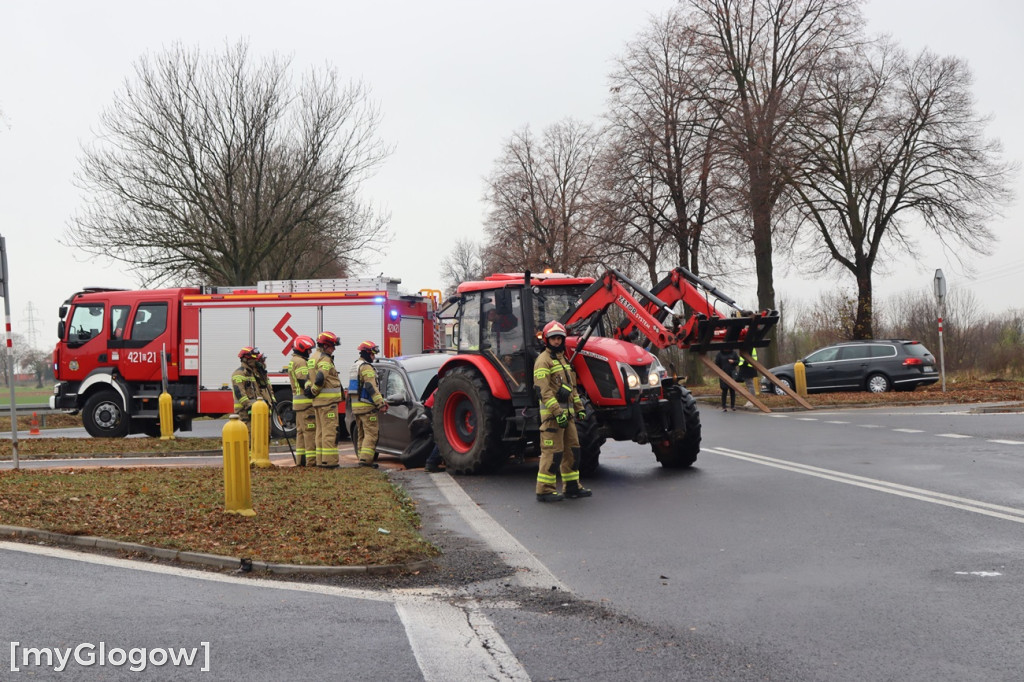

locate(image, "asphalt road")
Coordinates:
4 402 1024 679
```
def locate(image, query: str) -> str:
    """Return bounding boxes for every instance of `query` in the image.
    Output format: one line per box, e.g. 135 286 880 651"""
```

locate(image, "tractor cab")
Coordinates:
437 273 595 396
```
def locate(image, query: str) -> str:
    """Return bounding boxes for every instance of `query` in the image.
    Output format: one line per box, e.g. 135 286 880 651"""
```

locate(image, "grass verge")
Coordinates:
0 466 439 567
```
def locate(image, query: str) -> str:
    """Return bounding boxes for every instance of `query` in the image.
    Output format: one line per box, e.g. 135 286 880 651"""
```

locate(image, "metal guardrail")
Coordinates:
3 404 57 415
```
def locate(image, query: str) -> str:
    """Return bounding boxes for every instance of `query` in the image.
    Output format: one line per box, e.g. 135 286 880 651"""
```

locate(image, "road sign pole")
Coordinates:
0 235 19 468
934 269 947 393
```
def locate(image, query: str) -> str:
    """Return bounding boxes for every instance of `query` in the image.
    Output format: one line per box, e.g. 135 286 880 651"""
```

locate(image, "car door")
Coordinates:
801 346 843 390
376 367 412 453
116 301 174 383
835 344 872 390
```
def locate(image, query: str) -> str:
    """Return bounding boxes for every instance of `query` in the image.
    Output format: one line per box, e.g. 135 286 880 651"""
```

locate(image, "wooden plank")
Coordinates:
738 351 814 410
699 354 772 413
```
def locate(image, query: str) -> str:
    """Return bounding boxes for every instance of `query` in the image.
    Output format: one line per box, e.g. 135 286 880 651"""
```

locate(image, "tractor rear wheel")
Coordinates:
652 387 701 469
432 366 510 475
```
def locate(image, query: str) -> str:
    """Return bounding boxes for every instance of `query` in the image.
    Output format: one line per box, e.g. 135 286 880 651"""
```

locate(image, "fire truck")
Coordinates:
50 277 437 438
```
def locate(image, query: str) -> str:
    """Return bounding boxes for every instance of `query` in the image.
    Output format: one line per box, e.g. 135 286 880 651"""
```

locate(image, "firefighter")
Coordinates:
231 347 261 425
253 352 275 406
349 340 388 468
533 320 591 502
288 335 317 467
306 331 344 468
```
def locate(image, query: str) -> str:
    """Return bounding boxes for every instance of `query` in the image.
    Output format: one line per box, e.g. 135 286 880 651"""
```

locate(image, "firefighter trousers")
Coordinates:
294 406 317 466
314 404 339 466
354 410 380 464
536 416 581 495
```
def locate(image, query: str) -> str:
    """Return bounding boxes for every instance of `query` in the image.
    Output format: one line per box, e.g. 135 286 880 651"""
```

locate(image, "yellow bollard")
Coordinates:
223 415 256 516
794 361 808 397
249 399 275 469
158 391 175 440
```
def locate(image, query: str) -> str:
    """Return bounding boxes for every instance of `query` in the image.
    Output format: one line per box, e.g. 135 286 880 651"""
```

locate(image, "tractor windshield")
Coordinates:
534 285 602 336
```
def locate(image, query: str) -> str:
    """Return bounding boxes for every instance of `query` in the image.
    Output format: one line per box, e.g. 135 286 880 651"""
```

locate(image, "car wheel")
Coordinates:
866 373 891 393
82 389 130 438
271 391 296 439
773 376 793 396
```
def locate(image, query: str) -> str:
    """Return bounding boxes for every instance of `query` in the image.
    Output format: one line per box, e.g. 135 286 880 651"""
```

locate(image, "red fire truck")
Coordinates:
50 277 437 438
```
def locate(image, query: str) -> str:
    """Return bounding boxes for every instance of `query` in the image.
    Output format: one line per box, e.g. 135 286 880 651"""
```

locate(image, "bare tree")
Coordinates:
67 40 391 287
688 0 862 362
482 120 607 276
440 238 485 295
602 8 732 287
791 41 1016 337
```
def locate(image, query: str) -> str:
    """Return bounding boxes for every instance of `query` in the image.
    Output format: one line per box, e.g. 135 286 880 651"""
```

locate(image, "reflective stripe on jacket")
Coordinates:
349 359 384 412
533 348 583 420
288 352 312 410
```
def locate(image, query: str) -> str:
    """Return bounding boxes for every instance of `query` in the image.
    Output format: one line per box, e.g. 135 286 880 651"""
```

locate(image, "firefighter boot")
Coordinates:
564 482 592 499
536 492 564 503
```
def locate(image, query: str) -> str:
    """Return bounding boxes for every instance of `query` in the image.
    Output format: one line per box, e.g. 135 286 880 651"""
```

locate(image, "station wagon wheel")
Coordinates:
773 376 793 396
866 373 891 393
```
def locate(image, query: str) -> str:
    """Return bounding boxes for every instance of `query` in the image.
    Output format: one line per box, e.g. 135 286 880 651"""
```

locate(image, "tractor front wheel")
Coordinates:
652 387 701 469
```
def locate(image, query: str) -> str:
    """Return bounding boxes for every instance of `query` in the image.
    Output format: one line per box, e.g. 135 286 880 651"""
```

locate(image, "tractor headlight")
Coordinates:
619 363 641 390
648 356 666 387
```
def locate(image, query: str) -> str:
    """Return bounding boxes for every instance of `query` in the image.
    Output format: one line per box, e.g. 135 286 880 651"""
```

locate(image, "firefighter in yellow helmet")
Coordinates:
231 347 261 425
288 335 317 466
349 340 388 468
533 320 591 502
306 331 344 468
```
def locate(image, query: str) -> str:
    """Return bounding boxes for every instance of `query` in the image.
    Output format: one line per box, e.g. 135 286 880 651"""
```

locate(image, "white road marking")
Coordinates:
0 541 392 602
825 420 848 424
795 418 817 421
954 571 1002 577
858 424 882 428
395 591 530 681
988 439 1024 445
892 428 924 433
706 447 1024 525
937 433 971 439
429 472 567 591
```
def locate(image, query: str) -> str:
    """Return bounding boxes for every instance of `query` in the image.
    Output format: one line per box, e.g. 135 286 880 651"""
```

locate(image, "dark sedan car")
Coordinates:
344 353 449 465
762 340 939 394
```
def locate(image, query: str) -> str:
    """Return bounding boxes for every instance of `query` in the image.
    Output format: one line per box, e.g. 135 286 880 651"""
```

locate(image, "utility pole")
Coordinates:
933 269 947 393
23 301 39 350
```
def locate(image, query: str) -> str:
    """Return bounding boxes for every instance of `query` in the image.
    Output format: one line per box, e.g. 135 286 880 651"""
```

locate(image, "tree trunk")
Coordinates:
750 174 778 367
854 270 874 339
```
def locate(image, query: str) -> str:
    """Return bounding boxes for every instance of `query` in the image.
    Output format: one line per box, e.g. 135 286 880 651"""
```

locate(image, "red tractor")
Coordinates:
430 268 779 475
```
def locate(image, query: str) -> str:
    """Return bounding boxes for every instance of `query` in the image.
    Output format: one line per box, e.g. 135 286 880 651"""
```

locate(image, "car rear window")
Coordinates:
901 342 932 358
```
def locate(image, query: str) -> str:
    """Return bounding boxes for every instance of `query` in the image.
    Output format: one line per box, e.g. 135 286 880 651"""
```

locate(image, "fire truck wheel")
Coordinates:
576 397 605 477
82 390 131 438
271 394 296 439
432 366 510 475
652 388 701 469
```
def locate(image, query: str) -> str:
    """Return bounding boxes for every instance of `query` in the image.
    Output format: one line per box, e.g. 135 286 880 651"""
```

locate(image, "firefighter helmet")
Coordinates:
293 335 315 353
238 346 259 360
317 331 339 347
542 321 567 339
357 340 380 355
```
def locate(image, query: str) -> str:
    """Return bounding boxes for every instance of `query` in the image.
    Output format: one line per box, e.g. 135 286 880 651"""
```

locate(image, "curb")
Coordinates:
0 524 437 576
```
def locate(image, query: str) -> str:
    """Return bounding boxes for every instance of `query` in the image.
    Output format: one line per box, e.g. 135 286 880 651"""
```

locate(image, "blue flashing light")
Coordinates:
389 309 400 320
373 296 385 304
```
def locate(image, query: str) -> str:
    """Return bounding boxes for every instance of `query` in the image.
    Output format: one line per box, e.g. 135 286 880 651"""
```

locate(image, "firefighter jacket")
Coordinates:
349 358 384 414
307 349 343 408
254 364 274 405
231 365 259 413
533 348 584 420
288 351 312 412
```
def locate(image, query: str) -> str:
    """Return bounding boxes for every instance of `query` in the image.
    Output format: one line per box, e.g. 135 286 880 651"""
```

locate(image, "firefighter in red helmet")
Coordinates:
288 335 317 466
348 340 387 468
231 347 261 425
532 320 591 502
306 331 344 467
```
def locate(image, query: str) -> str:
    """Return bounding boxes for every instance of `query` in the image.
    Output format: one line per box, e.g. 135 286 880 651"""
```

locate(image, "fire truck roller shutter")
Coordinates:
253 306 318 370
401 316 425 354
198 307 251 390
322 305 384 358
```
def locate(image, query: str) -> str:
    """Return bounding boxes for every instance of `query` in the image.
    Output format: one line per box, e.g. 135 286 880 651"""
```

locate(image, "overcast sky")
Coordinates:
1 0 1020 351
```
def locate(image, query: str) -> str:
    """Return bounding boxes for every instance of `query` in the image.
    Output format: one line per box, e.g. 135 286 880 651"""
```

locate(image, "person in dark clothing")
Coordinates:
714 349 739 411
